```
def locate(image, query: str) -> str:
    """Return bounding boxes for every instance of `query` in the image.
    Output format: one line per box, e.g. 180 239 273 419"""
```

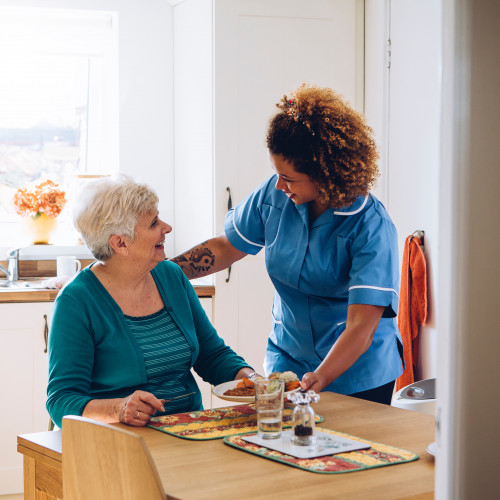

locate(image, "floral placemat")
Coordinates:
147 403 323 440
224 428 418 473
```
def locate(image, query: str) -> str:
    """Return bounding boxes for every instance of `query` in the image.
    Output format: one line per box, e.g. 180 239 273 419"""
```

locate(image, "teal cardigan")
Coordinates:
46 261 250 427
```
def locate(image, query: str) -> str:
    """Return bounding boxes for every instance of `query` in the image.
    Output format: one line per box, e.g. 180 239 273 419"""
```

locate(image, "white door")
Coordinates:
212 0 365 373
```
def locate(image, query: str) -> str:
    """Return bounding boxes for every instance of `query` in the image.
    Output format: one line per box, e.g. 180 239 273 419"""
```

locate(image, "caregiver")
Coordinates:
171 84 403 405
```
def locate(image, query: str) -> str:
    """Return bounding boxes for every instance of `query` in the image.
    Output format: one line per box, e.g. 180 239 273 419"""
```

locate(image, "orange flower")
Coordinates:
13 179 67 218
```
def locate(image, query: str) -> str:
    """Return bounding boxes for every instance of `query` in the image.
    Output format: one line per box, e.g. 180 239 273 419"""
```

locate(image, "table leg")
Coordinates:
23 455 36 500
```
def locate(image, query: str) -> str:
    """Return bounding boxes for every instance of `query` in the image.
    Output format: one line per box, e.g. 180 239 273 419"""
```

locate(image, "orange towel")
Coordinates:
395 235 428 391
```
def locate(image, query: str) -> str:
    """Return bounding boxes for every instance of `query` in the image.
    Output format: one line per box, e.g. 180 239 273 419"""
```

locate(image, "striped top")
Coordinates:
124 307 193 414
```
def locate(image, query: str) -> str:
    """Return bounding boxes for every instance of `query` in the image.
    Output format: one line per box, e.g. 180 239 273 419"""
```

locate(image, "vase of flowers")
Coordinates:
13 179 67 245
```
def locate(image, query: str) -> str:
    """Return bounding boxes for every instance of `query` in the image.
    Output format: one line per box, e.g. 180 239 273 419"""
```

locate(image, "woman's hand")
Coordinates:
118 390 165 426
301 372 329 393
83 390 165 426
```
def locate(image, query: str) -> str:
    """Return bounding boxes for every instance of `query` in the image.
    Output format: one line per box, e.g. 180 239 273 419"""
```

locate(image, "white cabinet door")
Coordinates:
173 0 364 377
191 297 216 409
0 302 52 495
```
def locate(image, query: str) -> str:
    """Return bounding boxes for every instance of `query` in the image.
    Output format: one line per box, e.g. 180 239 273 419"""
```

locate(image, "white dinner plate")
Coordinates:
426 441 437 456
211 380 299 403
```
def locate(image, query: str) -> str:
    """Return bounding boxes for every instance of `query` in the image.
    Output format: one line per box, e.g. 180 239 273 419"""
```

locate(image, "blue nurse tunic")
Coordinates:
224 175 404 395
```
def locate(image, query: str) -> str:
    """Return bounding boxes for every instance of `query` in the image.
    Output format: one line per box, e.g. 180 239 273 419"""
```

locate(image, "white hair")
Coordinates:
72 174 159 261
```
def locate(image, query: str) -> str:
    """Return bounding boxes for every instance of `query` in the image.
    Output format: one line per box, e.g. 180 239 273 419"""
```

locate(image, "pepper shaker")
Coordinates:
287 389 320 445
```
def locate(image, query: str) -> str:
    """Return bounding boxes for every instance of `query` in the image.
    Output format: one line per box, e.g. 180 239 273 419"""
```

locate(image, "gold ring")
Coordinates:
136 410 140 419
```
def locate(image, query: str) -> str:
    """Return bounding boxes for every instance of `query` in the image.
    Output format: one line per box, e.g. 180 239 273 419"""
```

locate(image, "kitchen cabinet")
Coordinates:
0 302 52 495
173 0 364 373
192 297 217 409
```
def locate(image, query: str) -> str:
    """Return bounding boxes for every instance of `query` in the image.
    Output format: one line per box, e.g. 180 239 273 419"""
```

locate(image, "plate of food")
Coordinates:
211 371 302 403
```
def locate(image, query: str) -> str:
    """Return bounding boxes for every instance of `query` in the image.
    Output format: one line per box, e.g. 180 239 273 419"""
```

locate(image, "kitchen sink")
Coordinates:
0 278 51 290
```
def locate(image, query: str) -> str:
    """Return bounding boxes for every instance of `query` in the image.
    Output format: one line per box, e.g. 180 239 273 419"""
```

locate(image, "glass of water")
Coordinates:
255 378 285 440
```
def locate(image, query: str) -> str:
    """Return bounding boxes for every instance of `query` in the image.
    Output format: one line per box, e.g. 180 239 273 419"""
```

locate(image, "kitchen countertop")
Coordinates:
0 285 215 303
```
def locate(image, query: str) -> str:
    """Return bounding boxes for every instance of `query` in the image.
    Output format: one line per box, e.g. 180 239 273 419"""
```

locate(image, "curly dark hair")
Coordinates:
266 84 379 209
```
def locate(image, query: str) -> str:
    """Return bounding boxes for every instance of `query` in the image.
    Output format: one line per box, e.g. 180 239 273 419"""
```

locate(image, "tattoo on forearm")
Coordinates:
171 255 188 264
171 242 215 277
191 248 216 273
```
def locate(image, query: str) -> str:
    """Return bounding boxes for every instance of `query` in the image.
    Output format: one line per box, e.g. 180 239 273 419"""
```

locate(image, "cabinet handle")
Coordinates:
226 187 233 283
43 314 49 353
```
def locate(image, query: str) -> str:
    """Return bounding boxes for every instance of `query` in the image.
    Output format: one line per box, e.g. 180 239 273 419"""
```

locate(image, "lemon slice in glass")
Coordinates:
267 379 282 393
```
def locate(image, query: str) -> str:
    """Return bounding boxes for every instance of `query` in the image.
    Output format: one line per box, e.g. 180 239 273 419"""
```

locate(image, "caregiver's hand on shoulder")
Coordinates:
118 390 165 427
301 371 329 393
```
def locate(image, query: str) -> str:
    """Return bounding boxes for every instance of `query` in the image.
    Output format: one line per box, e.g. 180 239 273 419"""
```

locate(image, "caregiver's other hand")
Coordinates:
301 371 329 393
118 390 165 427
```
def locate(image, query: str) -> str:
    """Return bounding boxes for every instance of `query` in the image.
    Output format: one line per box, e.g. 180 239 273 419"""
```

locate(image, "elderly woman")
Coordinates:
46 175 256 428
172 84 403 405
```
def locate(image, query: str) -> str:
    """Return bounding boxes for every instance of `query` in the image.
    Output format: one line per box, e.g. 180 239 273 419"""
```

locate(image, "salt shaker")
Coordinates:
287 389 320 445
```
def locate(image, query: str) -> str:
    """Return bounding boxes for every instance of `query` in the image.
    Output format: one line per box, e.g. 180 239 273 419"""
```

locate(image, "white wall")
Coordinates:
0 0 175 256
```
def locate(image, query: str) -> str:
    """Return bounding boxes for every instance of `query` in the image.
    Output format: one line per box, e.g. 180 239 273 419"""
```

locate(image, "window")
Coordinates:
0 7 118 246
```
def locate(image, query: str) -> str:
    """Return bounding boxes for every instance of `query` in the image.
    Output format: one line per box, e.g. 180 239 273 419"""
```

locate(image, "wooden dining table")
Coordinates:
17 392 435 499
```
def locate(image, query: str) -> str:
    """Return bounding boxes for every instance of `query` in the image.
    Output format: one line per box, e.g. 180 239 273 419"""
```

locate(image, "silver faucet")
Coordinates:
0 248 19 282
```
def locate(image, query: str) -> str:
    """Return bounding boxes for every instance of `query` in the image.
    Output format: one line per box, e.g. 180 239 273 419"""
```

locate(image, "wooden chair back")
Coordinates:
62 416 167 500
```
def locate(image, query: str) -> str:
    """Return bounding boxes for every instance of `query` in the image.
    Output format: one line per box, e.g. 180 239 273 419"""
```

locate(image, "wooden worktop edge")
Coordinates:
0 286 215 303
